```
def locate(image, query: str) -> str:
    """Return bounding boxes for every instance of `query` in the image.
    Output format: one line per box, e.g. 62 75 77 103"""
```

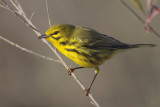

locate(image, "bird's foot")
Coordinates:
83 88 90 96
67 67 84 75
67 68 75 75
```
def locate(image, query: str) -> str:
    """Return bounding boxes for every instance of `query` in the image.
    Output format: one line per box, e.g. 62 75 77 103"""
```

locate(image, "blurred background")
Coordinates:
0 0 160 107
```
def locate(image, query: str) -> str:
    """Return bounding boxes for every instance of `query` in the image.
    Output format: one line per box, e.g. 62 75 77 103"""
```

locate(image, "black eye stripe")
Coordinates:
51 36 62 40
52 31 60 35
50 31 61 40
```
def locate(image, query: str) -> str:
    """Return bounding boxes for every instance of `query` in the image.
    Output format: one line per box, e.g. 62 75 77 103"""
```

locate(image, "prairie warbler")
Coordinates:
39 24 156 96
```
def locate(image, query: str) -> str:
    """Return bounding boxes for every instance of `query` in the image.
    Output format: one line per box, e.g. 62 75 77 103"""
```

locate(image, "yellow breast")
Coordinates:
47 37 115 68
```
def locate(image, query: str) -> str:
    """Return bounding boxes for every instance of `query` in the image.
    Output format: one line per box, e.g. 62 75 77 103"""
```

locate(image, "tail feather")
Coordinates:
128 44 157 48
114 43 156 53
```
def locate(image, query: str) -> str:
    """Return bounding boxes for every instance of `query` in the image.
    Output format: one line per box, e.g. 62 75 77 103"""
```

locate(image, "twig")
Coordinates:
1 0 39 33
0 35 59 62
0 3 9 10
45 0 51 27
45 0 57 51
0 0 101 107
30 12 35 21
120 0 160 38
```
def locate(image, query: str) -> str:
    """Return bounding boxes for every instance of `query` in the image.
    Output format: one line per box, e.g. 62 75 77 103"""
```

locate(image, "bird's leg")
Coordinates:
67 67 84 75
84 67 99 96
84 73 98 96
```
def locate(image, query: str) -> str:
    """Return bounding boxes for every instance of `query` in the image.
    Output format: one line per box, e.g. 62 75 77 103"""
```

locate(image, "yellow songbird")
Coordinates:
39 24 156 96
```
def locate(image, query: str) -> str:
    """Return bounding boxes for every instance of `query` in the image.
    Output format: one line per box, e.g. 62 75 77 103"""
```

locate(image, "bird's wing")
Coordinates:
71 26 129 50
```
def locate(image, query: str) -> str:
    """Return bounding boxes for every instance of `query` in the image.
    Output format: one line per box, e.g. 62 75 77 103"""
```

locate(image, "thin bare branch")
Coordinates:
2 0 40 33
0 3 9 10
46 0 51 27
15 0 27 17
30 12 35 21
120 0 145 23
0 0 101 106
120 0 160 38
0 35 60 62
10 0 19 11
45 0 58 52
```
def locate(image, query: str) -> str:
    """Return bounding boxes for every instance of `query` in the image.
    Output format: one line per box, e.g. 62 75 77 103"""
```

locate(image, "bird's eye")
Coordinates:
52 31 60 35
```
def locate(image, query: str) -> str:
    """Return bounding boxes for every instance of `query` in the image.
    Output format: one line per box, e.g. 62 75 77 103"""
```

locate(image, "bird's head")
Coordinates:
39 24 76 42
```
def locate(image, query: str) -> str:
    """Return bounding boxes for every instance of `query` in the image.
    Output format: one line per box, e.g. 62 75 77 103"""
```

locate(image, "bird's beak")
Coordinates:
38 34 49 39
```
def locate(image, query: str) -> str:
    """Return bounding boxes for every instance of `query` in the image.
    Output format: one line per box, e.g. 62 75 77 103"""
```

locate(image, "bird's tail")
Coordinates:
114 43 156 53
128 44 157 48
